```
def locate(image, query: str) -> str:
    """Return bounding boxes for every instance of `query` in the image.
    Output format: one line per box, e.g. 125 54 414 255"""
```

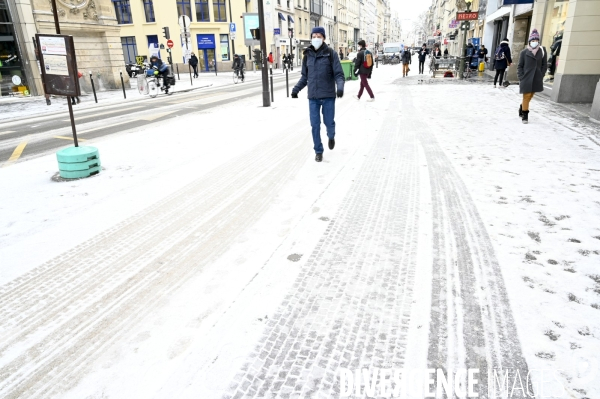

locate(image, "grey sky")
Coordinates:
390 0 430 25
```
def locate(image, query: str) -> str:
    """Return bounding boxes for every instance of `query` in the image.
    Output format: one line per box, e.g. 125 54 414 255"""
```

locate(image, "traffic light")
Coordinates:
162 26 170 40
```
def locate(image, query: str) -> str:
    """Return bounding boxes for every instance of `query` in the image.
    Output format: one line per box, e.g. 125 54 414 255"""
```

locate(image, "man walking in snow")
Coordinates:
291 27 345 163
353 40 374 101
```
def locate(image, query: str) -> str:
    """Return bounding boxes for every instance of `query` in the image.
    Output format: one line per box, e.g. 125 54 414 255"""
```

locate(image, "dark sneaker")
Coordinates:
315 153 323 162
46 98 51 106
328 138 335 150
522 111 529 124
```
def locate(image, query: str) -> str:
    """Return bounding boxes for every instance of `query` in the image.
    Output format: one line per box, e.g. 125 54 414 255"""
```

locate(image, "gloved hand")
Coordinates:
337 90 343 98
291 92 298 98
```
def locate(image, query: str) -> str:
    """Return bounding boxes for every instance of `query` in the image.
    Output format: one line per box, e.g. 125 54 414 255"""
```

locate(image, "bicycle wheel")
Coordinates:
233 71 239 84
148 80 158 98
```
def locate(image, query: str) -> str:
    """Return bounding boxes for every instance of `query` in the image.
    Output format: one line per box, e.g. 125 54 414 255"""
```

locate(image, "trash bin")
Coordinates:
340 60 358 81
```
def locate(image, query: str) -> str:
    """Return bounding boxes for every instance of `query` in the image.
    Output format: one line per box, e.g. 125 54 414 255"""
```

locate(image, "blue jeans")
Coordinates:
309 98 336 154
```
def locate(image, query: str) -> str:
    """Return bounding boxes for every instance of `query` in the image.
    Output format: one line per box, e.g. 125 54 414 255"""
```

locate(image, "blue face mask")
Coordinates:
312 38 323 49
530 41 539 48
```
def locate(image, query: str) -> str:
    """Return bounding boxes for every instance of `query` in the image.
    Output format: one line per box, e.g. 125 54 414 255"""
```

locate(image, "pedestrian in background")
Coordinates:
189 53 199 78
517 29 547 124
444 47 449 57
339 48 344 60
71 71 83 105
418 43 428 74
477 45 488 69
291 27 345 163
353 40 374 101
401 47 412 77
493 38 512 88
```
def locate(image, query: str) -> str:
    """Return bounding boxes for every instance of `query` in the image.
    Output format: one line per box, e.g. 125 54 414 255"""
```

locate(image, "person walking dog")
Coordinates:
291 27 345 163
353 40 374 101
517 29 547 124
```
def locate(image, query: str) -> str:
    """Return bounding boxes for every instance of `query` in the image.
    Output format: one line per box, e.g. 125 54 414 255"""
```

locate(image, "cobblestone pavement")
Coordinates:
0 125 310 398
224 87 531 398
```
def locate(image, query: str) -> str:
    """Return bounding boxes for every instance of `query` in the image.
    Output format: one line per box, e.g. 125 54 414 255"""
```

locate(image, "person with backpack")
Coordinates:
517 29 548 124
493 38 513 88
291 27 345 163
401 47 412 77
352 40 374 101
417 43 429 74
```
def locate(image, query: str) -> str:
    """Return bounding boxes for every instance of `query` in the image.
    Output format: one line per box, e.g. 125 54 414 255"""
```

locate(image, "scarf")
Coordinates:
527 45 540 56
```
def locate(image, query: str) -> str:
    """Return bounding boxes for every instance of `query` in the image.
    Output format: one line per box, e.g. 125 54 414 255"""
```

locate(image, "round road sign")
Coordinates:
167 39 174 48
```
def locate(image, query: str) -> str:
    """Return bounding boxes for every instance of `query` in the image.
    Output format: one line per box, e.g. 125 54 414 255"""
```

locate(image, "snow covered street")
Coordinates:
1 66 599 399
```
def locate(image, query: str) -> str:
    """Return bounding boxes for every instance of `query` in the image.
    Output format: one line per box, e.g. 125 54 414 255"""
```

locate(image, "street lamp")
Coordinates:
458 0 473 80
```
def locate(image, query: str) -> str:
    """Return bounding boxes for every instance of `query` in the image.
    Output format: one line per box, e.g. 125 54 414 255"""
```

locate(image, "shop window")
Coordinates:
213 0 227 22
147 35 160 58
220 34 230 61
176 0 192 19
542 0 568 50
143 0 155 22
195 0 210 21
121 36 138 64
112 0 133 24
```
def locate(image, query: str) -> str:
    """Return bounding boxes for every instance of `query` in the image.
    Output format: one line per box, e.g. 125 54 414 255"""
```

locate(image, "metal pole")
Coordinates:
189 64 193 85
228 0 235 56
270 74 274 102
89 71 98 103
176 64 180 80
50 0 61 34
286 67 289 97
214 59 217 76
120 71 126 99
458 3 471 80
67 99 79 147
257 0 271 106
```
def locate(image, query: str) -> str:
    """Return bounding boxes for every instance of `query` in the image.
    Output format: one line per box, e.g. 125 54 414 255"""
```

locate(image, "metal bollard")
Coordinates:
176 64 180 80
270 74 274 102
89 71 97 103
188 64 192 86
376 58 379 69
286 68 289 98
119 71 126 99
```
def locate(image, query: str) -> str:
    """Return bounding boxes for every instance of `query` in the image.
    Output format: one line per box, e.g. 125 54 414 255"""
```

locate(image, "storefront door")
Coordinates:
197 34 216 72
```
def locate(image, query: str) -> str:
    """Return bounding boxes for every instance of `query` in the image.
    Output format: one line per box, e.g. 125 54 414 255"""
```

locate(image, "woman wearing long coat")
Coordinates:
517 29 548 124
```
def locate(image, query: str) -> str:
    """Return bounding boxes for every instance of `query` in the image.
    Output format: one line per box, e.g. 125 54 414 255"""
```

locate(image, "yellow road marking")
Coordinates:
54 136 88 141
3 139 28 167
138 111 177 121
0 131 16 136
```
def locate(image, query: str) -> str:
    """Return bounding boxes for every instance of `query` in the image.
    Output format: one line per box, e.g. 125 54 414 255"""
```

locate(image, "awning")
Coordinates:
288 15 294 23
485 6 510 23
278 12 286 21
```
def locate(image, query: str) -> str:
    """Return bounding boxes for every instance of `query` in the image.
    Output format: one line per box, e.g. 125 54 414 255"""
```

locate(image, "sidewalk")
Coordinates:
0 68 299 122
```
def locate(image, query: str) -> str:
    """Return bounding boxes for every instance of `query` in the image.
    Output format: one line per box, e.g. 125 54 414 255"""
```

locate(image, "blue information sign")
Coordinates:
197 34 216 49
230 23 236 32
274 28 281 35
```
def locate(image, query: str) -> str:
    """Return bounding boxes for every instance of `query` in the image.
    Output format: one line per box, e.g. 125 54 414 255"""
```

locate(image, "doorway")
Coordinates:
199 49 216 72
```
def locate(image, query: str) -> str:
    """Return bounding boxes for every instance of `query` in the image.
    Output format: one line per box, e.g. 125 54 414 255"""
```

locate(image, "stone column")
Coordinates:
31 0 128 94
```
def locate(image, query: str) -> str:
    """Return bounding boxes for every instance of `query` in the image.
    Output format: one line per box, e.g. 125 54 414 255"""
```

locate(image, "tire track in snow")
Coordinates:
224 101 422 398
400 89 533 396
0 128 311 398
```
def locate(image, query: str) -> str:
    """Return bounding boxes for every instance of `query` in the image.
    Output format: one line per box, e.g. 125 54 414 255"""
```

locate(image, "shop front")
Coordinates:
540 0 568 85
197 33 216 72
0 0 31 96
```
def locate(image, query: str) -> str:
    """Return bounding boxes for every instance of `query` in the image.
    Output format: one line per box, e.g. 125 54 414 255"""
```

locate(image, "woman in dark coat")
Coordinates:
493 39 512 88
517 28 548 124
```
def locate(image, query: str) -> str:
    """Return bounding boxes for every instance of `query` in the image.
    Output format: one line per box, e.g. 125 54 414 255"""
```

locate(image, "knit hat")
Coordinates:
311 26 326 39
529 28 540 42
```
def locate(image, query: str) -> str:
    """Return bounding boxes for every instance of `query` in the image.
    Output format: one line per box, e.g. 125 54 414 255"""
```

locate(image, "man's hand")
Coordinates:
337 90 344 98
291 92 298 98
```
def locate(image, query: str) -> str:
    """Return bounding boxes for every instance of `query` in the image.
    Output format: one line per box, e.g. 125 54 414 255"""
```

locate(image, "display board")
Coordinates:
36 34 81 97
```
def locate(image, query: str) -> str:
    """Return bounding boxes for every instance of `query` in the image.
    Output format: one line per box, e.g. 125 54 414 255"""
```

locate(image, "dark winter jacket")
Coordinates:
292 43 345 99
401 50 411 64
517 47 548 94
432 49 442 59
232 57 242 69
354 48 373 76
493 41 512 70
189 55 199 67
477 48 488 59
417 47 429 62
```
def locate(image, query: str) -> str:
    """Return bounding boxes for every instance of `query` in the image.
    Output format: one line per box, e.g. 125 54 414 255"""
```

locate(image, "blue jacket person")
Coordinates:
291 27 345 162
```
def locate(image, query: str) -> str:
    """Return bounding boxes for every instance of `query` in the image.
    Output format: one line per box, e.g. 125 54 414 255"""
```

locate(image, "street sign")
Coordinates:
231 32 236 40
180 32 191 38
230 23 236 32
274 28 281 35
178 15 191 28
456 12 479 21
460 21 470 31
167 39 174 48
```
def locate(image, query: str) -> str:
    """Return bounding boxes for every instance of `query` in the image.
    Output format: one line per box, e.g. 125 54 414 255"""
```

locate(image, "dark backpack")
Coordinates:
495 46 505 61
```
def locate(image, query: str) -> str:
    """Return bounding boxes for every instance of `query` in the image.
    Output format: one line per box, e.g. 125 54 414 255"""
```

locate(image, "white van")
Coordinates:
382 43 402 58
